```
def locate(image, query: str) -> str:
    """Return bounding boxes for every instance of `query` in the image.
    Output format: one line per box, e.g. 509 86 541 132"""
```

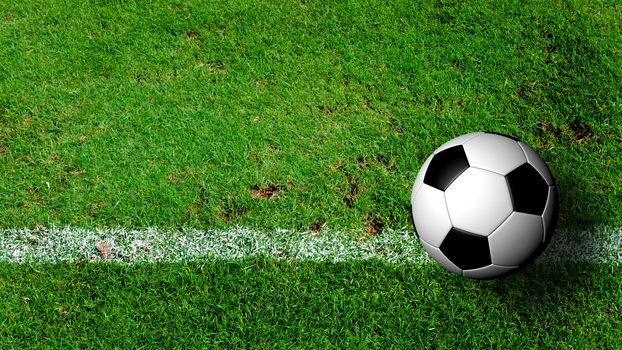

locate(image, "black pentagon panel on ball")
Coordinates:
519 186 560 269
506 163 549 215
423 145 470 191
440 227 491 270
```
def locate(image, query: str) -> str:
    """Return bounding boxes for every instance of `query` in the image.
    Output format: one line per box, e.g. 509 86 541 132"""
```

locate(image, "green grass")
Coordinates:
0 0 621 348
0 261 620 348
0 0 620 231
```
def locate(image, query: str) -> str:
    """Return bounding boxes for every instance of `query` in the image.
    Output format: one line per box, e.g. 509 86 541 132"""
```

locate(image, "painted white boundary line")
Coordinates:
0 226 619 265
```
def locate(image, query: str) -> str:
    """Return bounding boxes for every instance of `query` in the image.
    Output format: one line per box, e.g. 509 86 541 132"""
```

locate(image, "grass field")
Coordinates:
1 261 620 348
0 0 621 348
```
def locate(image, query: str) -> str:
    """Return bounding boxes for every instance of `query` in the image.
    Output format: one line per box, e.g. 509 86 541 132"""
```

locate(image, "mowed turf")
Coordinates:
0 0 620 230
0 0 621 348
0 261 620 348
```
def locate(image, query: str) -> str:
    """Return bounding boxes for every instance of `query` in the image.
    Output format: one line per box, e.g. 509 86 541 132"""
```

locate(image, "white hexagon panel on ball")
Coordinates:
444 167 513 236
463 133 526 175
488 212 544 266
411 184 453 248
463 264 517 279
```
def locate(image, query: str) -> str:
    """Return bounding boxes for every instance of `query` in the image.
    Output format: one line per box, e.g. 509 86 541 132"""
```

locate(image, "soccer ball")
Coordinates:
411 132 558 279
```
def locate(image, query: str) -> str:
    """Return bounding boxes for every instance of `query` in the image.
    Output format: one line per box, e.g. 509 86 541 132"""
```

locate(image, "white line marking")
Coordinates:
0 226 619 265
